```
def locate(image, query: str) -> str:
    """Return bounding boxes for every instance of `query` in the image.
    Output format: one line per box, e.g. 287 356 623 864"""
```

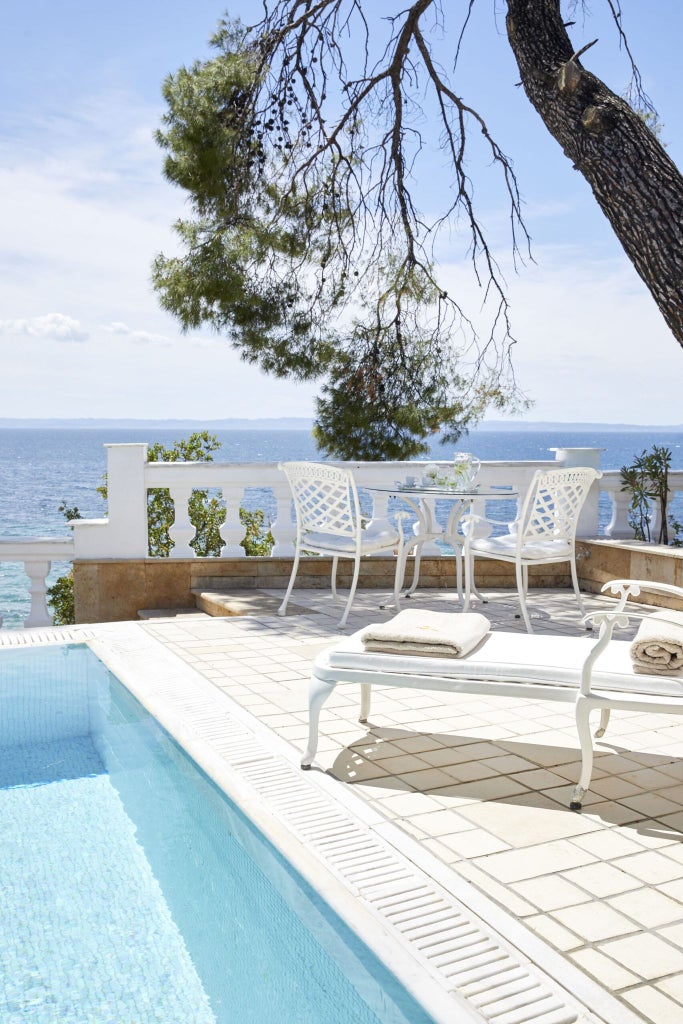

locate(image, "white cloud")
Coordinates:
100 321 170 345
0 312 88 342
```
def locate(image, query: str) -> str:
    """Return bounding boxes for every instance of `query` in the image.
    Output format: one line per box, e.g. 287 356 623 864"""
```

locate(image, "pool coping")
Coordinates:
3 622 643 1024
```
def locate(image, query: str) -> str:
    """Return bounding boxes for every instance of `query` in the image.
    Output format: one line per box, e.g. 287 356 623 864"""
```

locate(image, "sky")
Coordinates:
2 0 683 425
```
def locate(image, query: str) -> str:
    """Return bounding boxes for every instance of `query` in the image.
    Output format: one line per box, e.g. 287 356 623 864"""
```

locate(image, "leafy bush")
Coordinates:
620 444 681 545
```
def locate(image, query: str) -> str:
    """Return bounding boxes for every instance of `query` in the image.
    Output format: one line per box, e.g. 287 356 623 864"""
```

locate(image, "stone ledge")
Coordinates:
73 544 683 623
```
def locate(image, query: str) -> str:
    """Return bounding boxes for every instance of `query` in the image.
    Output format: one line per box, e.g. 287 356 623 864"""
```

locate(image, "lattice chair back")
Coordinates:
518 467 599 548
281 462 360 541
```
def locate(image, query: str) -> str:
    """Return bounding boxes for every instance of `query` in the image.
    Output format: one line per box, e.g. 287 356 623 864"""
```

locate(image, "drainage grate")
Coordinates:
0 626 96 646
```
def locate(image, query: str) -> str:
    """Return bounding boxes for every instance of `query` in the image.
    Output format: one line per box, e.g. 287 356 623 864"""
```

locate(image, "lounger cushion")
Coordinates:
324 630 683 698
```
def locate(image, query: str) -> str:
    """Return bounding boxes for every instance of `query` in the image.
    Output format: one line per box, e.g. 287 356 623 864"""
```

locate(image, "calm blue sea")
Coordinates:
0 426 682 626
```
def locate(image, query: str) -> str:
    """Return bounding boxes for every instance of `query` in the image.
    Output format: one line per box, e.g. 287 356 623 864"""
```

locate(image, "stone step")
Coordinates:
137 608 210 620
191 588 311 617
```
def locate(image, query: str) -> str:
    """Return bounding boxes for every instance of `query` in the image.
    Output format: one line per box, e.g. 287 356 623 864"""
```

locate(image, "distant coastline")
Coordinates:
0 418 682 432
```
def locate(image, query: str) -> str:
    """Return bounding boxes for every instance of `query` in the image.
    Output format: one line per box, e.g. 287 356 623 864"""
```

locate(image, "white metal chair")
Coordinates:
278 462 406 628
463 467 601 632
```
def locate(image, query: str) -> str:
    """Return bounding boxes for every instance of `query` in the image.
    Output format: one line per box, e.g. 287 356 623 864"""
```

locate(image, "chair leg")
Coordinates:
405 541 423 596
463 548 473 611
391 544 408 611
278 547 301 616
330 556 340 601
570 556 587 617
339 556 361 628
454 545 463 602
515 560 534 633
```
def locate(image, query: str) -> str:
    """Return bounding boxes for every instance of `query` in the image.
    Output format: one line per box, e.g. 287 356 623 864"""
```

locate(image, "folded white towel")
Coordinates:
360 609 490 659
630 609 683 675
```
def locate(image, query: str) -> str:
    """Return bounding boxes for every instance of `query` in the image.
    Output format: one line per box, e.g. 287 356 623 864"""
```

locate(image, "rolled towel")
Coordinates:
360 609 490 659
630 609 683 675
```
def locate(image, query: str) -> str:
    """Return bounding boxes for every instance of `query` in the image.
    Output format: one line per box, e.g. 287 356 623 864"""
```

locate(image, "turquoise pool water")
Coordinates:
0 644 436 1024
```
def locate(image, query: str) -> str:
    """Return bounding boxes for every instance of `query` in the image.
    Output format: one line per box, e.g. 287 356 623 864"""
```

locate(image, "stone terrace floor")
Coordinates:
139 585 683 1024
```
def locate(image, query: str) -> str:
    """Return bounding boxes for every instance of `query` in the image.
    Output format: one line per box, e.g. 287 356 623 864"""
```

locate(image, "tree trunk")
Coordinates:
506 0 683 348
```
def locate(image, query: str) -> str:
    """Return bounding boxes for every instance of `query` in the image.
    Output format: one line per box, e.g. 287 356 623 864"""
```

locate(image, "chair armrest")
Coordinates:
460 512 515 541
460 513 492 539
394 510 409 543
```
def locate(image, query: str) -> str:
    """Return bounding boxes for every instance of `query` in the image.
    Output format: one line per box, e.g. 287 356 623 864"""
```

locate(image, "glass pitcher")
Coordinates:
452 452 481 489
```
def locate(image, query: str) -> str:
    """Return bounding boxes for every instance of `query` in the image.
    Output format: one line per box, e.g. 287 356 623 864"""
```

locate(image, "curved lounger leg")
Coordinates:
570 698 595 810
301 673 337 768
360 683 372 723
595 708 611 739
278 547 301 617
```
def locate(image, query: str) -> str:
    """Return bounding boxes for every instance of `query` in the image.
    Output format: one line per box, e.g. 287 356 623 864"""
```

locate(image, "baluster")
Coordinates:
604 489 633 539
24 559 52 627
167 485 197 557
271 483 296 556
219 486 247 556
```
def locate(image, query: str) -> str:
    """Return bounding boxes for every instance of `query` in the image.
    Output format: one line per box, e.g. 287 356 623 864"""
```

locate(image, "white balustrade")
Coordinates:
69 450 590 565
14 443 683 629
0 538 75 627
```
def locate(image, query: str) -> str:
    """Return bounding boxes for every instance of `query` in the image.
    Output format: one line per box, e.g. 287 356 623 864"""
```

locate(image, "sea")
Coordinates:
1 425 682 628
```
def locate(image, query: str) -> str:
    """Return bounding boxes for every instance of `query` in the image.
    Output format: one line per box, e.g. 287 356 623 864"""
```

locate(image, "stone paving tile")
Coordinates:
614 850 683 885
608 887 683 929
562 860 643 898
456 791 600 846
524 914 583 953
569 947 641 989
512 874 590 912
143 585 683 1021
468 839 597 884
599 932 683 979
657 973 683 1004
553 902 638 942
623 988 683 1024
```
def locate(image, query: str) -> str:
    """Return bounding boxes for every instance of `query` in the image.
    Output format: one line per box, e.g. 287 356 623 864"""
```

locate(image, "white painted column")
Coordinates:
167 485 197 557
219 486 247 556
24 559 52 627
72 443 149 558
271 482 296 555
604 489 636 539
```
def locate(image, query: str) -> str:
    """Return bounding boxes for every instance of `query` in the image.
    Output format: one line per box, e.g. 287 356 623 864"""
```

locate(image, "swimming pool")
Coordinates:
0 643 436 1024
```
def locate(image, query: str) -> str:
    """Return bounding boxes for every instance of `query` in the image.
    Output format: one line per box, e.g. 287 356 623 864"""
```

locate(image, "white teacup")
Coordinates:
405 475 417 487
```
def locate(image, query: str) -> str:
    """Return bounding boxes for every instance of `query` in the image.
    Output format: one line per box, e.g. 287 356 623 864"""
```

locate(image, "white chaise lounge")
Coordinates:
301 579 683 810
